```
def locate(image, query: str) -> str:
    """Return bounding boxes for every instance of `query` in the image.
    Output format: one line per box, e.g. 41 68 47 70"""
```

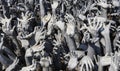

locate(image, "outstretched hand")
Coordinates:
79 55 94 71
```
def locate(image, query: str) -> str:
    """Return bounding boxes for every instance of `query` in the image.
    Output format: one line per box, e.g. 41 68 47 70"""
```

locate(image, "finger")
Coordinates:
28 17 34 21
41 42 45 46
94 55 98 64
108 22 111 28
111 25 116 29
88 59 92 69
86 57 91 68
89 58 94 67
116 40 120 44
12 26 16 30
17 18 22 21
80 26 87 30
85 62 89 71
110 25 116 31
26 11 29 16
88 18 92 26
21 12 24 17
3 14 7 19
97 0 100 2
93 17 96 27
40 31 45 35
96 18 100 27
111 56 114 63
103 23 105 28
96 17 101 26
90 3 97 9
97 22 102 30
80 63 84 71
13 58 18 63
10 15 12 20
15 59 19 65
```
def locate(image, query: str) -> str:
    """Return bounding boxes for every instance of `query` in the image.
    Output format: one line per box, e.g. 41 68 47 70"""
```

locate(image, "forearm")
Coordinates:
104 35 112 55
64 35 76 52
